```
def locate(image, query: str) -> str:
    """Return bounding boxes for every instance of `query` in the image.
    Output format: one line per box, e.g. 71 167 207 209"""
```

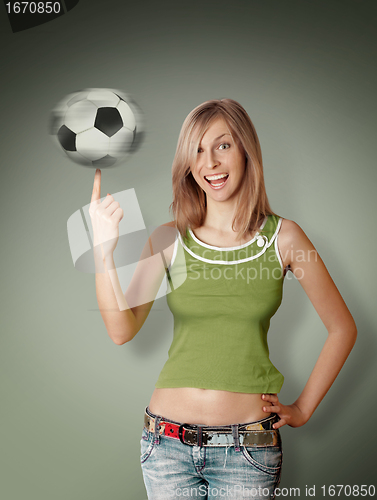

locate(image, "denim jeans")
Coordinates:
140 409 282 499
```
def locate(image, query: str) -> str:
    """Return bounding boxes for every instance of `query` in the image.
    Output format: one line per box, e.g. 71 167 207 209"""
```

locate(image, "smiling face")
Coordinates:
190 117 246 205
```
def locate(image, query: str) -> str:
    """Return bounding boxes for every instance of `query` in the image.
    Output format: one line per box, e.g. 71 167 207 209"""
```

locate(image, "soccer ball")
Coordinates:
49 88 143 167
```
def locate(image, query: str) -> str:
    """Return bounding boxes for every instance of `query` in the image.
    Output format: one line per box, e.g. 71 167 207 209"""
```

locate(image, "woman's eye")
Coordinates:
197 147 203 153
219 143 230 150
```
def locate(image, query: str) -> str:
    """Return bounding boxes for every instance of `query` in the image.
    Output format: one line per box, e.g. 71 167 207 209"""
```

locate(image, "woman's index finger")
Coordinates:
91 169 101 203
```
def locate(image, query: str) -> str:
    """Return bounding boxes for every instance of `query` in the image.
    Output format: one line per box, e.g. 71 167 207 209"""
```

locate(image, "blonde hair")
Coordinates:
170 99 275 238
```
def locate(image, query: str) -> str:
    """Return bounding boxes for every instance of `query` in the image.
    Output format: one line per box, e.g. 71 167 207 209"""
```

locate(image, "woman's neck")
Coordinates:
203 198 240 234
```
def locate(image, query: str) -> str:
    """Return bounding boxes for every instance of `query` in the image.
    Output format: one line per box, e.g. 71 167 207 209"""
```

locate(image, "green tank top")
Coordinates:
155 214 285 394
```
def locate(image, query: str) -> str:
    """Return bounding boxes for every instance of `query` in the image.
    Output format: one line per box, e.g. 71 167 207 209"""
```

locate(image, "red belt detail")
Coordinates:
163 422 181 440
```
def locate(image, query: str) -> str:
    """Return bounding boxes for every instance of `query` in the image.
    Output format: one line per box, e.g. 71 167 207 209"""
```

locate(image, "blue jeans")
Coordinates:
140 409 283 499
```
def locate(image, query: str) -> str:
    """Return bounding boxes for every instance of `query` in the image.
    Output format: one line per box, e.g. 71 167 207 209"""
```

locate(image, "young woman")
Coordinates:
89 99 357 499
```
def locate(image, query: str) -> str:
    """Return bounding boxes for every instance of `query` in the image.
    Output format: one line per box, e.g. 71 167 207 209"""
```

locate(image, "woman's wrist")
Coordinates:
93 240 115 268
292 399 314 424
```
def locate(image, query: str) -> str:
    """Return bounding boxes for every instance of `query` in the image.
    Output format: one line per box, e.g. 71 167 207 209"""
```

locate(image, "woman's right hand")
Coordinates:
89 169 124 261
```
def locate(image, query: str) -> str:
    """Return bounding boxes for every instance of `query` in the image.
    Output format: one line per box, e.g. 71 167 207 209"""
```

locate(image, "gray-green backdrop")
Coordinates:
1 0 376 499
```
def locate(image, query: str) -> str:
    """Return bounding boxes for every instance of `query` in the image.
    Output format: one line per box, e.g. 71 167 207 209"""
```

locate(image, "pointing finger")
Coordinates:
91 169 101 203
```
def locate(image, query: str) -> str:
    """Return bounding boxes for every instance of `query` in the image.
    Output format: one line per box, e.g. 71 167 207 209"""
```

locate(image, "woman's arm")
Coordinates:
90 170 176 345
262 219 357 428
95 254 138 345
95 244 170 345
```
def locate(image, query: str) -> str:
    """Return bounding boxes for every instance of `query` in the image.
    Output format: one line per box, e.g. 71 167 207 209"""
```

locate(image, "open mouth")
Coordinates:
204 173 229 189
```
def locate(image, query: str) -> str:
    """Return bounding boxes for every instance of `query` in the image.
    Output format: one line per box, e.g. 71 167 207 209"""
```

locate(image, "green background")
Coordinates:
1 0 376 498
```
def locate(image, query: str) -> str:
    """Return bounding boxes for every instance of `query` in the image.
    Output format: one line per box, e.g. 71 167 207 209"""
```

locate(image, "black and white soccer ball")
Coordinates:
49 88 143 167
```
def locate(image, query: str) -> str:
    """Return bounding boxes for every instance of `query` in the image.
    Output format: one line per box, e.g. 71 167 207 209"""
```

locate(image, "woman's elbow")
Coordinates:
112 337 129 346
341 318 358 350
350 321 358 346
109 329 137 345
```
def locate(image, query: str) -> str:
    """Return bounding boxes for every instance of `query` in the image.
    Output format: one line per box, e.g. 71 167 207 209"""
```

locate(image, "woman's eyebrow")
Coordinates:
200 133 231 145
214 133 231 142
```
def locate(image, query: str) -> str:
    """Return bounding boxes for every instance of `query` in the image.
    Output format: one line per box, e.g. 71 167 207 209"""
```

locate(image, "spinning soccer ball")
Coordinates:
49 88 142 167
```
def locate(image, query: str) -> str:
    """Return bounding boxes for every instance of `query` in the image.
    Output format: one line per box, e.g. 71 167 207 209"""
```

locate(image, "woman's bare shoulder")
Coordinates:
279 217 311 240
278 218 310 268
161 220 177 228
149 221 178 263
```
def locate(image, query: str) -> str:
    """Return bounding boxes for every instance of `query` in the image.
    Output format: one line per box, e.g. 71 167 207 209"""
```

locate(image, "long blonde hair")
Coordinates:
170 99 275 238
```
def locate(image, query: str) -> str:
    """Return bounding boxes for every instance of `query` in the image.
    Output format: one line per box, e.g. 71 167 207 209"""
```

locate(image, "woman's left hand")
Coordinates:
261 394 309 429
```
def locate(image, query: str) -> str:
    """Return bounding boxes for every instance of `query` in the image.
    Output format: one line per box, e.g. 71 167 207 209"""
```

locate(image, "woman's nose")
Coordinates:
203 150 219 169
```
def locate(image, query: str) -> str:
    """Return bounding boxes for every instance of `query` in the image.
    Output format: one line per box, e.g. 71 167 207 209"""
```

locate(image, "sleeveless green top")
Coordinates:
155 214 285 394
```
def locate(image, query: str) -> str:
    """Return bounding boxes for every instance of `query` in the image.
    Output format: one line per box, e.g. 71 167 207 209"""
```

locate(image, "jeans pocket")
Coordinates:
242 445 282 476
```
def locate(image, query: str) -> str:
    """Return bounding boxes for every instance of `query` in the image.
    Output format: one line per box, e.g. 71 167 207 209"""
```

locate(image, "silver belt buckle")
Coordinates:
205 432 234 447
241 430 279 447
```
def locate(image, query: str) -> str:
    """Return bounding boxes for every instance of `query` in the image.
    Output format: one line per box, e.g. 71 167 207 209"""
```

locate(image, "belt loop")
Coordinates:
197 425 203 447
153 416 161 444
231 424 240 452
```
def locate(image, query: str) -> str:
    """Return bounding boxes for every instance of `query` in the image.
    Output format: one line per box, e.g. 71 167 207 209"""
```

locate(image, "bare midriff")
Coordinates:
148 388 269 426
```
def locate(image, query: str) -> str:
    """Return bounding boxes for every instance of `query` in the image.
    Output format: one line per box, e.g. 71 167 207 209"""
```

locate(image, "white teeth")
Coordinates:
205 173 228 181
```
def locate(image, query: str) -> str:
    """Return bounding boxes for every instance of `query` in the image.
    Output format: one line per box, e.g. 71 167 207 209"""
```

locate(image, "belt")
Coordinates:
144 409 280 447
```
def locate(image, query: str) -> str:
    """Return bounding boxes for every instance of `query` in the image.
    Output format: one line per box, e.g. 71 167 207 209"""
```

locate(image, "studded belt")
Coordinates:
144 408 280 447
